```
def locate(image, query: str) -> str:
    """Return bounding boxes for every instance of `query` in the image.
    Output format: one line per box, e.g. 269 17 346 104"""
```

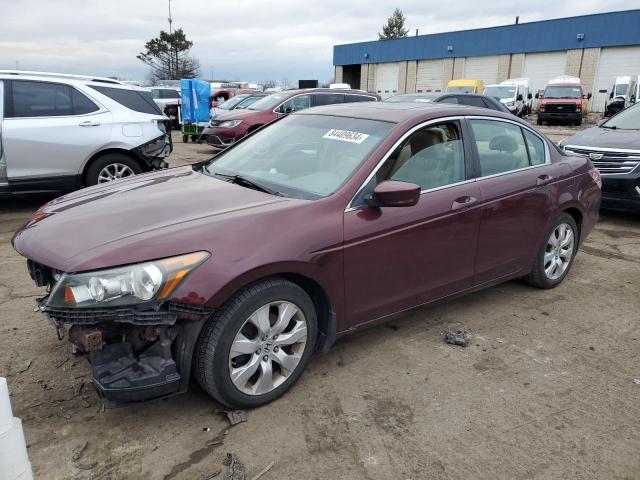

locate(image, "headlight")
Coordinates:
45 252 209 308
157 120 167 134
218 120 242 128
539 104 546 112
576 104 582 111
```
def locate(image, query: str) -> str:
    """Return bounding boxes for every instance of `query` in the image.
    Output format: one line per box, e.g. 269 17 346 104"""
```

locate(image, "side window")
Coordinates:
523 129 546 165
150 89 161 99
160 89 180 99
10 80 73 118
89 86 163 115
71 89 99 115
277 94 311 113
312 93 344 107
439 96 458 104
346 94 375 103
470 120 530 176
375 122 465 192
458 96 485 108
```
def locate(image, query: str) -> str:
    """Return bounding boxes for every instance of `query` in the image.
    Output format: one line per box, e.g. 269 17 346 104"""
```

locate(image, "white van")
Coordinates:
605 76 638 117
483 78 532 117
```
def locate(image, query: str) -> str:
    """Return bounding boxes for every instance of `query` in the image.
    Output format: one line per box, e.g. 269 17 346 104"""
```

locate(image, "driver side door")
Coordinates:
343 119 482 329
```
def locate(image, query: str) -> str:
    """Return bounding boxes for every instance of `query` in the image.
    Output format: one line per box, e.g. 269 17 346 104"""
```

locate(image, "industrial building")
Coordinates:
333 10 640 111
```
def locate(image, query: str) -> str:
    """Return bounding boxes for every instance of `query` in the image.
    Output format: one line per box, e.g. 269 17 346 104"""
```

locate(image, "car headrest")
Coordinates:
489 134 519 153
410 130 441 155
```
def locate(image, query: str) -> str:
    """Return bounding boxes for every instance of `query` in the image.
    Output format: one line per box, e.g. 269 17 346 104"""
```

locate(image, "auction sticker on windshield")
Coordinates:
323 129 370 144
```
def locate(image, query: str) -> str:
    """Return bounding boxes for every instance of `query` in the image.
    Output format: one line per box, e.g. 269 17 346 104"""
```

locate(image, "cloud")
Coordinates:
0 0 637 83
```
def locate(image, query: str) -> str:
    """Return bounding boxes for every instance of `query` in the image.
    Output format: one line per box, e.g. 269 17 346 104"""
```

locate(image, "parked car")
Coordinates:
386 92 512 114
201 88 379 153
560 101 640 212
446 79 485 94
537 76 591 126
0 71 172 195
218 93 266 111
605 76 638 117
148 86 181 129
483 79 532 117
13 102 601 408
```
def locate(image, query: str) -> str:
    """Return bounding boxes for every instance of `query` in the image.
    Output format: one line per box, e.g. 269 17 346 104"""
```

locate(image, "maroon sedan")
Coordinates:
13 103 601 409
201 88 379 153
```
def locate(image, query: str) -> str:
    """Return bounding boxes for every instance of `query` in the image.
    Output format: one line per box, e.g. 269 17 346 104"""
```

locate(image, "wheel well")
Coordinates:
563 207 583 242
82 149 145 185
246 124 263 133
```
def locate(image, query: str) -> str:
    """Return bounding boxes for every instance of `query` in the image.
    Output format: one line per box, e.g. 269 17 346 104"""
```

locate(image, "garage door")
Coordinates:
592 46 640 112
416 59 446 92
523 51 567 94
464 56 499 84
375 62 399 99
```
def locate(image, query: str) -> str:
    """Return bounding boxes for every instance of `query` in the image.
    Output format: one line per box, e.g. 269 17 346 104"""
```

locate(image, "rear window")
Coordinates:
89 85 163 115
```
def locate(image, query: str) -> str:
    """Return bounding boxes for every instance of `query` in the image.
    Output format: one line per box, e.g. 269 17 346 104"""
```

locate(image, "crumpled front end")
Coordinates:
27 258 212 406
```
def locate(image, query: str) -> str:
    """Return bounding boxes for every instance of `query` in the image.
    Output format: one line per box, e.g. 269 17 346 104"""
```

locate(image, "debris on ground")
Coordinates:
223 453 246 480
71 441 88 462
17 359 33 373
445 330 470 347
75 462 97 470
225 410 248 426
203 427 211 432
634 378 640 385
200 470 221 480
72 381 85 398
251 461 275 480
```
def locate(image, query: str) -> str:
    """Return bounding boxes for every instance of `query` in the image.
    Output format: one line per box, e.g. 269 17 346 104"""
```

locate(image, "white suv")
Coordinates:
0 71 172 195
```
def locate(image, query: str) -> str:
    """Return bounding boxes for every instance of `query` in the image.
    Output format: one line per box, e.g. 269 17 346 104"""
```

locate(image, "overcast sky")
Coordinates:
1 1 638 84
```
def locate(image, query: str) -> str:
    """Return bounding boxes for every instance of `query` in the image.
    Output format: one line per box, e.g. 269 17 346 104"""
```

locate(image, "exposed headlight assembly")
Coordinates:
46 252 209 308
218 120 242 128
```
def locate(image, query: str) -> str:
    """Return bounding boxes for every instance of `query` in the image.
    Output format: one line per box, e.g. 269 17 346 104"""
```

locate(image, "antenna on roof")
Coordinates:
515 16 519 25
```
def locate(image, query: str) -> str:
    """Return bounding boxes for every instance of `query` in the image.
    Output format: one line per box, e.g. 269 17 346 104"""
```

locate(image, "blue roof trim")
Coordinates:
334 10 640 66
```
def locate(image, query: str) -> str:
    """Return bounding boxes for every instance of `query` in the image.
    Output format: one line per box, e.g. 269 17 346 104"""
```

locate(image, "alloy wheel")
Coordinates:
228 301 308 396
544 222 575 280
97 163 136 183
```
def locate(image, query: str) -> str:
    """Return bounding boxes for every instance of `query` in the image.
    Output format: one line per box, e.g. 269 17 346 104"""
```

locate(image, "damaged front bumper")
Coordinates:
37 297 211 406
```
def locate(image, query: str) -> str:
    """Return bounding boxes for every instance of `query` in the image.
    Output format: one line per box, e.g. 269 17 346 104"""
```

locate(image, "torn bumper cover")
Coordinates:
40 300 212 404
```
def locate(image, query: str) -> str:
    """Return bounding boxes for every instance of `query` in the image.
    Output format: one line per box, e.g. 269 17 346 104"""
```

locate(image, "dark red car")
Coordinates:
201 88 379 153
13 103 601 409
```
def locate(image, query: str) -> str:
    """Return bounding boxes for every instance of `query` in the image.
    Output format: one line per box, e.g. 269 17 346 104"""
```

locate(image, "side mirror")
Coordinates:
587 93 592 100
609 91 614 99
527 93 532 100
535 93 540 99
367 181 421 208
597 118 607 127
516 94 523 101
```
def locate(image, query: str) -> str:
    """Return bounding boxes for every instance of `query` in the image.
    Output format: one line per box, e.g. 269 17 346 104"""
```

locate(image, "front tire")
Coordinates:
524 213 578 289
194 277 317 408
85 153 142 186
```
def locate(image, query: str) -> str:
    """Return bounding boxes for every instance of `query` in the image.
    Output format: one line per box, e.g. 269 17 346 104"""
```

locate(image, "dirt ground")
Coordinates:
1 124 639 480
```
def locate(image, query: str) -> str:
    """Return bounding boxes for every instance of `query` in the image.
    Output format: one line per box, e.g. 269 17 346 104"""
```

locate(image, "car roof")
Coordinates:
296 101 516 123
283 88 376 96
0 70 151 91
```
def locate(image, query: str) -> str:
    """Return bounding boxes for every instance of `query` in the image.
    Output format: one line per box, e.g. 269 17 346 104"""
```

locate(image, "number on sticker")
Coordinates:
323 129 370 144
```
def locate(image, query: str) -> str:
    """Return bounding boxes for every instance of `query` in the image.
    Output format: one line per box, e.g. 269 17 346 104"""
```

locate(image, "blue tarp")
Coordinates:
180 79 211 125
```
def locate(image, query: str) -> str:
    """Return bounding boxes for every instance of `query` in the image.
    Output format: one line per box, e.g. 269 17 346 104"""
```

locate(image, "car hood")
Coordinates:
12 167 296 272
564 126 640 150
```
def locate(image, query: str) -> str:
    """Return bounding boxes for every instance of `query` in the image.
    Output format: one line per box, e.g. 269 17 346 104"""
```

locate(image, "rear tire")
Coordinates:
85 153 142 186
194 277 317 409
523 213 579 289
575 118 582 127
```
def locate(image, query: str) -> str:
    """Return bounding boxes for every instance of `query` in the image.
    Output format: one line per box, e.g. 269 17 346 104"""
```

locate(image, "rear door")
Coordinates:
2 80 112 190
467 117 558 285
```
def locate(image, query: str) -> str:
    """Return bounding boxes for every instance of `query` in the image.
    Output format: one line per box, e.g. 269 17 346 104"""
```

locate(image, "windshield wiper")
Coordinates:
212 172 283 196
601 125 617 129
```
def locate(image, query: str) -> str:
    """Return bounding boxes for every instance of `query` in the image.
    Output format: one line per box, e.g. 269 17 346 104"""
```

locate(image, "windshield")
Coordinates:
543 86 582 99
246 93 289 111
614 84 629 96
205 114 393 199
446 86 475 94
235 96 264 109
603 102 640 129
219 95 248 110
484 86 517 99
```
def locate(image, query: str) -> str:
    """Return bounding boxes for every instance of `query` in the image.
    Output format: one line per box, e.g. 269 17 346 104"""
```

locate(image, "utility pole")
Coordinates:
15 60 19 70
168 0 174 78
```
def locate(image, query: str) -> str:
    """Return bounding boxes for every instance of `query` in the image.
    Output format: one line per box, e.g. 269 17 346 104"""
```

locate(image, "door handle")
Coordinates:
536 174 554 186
451 196 477 211
79 120 100 127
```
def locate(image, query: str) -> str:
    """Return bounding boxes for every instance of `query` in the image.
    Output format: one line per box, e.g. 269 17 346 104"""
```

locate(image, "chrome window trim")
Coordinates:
345 115 551 213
